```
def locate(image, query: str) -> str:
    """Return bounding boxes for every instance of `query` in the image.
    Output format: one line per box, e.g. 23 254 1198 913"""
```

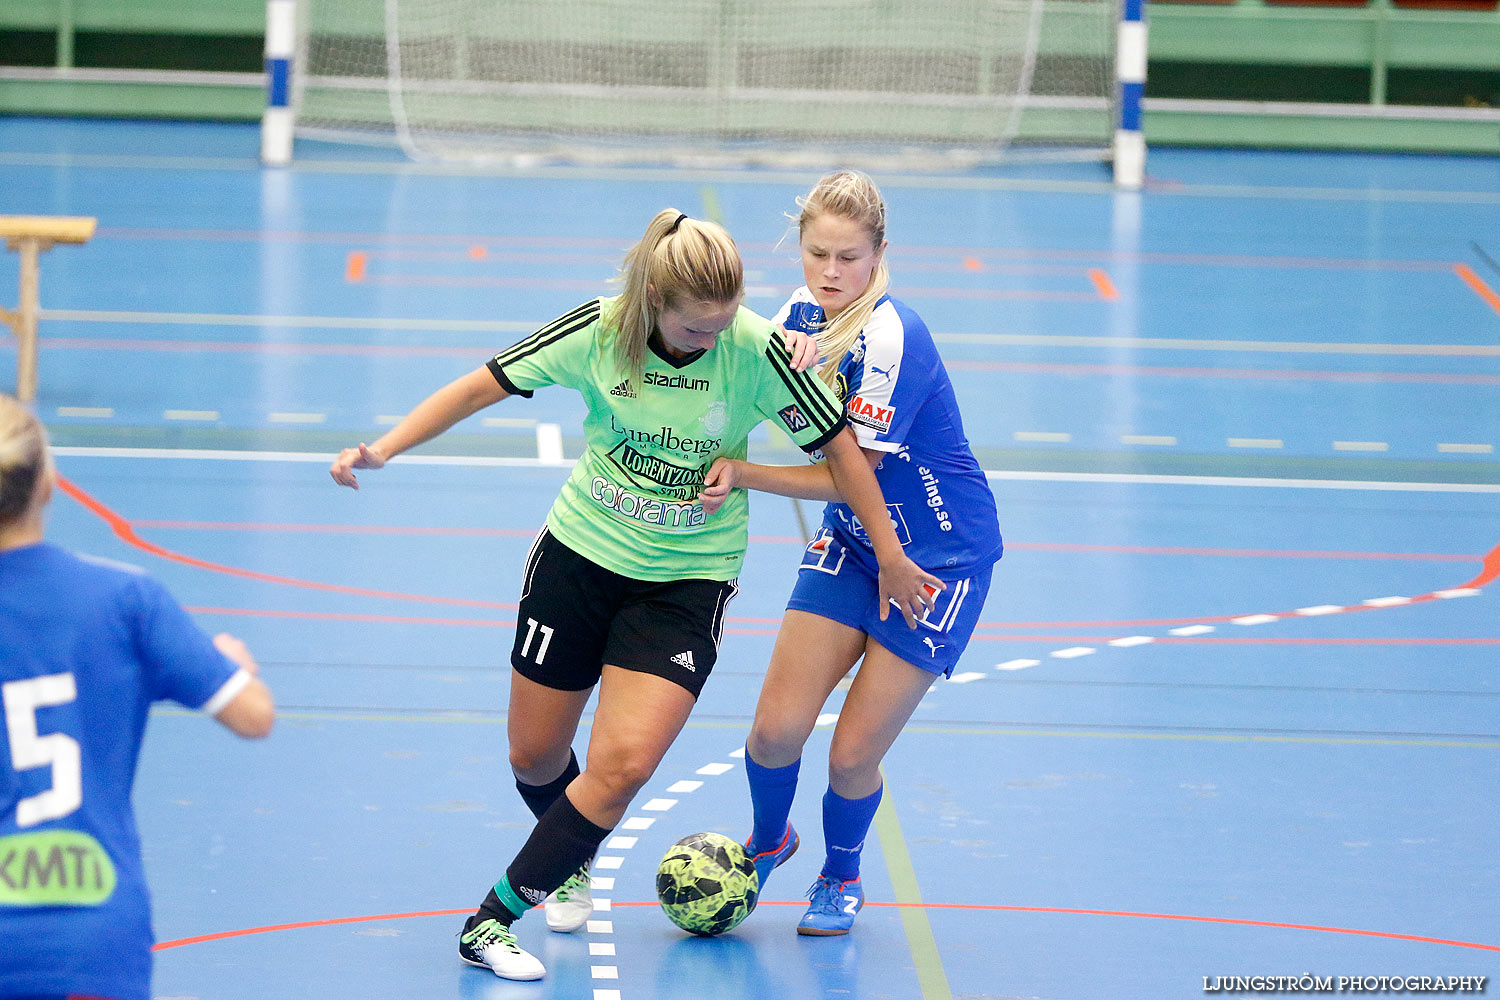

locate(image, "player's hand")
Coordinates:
213 633 261 675
780 324 820 373
697 457 739 515
877 554 944 629
330 443 386 489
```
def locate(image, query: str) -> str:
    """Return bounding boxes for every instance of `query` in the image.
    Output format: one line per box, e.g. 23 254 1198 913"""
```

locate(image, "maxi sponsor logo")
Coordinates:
591 477 706 528
847 394 894 434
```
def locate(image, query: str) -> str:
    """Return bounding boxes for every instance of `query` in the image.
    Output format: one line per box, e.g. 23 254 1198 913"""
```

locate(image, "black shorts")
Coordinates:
510 527 738 699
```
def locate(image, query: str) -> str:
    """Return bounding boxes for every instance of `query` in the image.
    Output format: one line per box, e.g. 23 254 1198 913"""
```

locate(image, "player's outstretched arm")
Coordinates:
210 633 275 739
331 367 509 488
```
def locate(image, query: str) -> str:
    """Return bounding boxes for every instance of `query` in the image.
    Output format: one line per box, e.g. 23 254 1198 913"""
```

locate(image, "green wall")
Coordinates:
2 0 1497 152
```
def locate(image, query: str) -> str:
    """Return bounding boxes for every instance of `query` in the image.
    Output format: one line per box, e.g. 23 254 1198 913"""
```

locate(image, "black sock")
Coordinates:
473 887 518 927
515 750 580 821
503 791 612 915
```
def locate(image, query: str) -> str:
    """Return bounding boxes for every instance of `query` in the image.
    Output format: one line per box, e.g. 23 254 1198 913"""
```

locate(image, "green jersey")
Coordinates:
487 297 846 581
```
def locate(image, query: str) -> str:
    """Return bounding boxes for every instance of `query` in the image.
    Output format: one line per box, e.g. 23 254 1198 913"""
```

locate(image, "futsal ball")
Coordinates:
656 832 759 936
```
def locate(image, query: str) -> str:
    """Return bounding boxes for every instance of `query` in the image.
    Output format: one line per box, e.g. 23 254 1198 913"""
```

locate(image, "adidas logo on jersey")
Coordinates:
671 650 696 672
609 380 636 398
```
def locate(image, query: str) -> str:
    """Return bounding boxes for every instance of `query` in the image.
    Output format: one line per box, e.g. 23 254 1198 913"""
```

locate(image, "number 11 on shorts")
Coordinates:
520 617 554 664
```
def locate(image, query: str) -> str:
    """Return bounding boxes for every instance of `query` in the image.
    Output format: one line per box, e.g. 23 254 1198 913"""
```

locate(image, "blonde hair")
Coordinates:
0 394 49 526
796 170 891 389
606 209 744 389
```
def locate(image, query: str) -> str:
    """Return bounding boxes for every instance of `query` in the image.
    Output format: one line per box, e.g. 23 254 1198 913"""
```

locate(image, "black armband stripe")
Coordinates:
492 300 601 368
802 415 849 454
762 342 842 430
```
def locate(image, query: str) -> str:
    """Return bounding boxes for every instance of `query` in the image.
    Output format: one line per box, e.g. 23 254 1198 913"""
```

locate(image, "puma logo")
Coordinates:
921 637 945 657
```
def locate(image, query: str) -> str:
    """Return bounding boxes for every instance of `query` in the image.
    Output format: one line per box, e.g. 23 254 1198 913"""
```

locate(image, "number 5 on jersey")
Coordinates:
3 673 83 828
519 617 555 664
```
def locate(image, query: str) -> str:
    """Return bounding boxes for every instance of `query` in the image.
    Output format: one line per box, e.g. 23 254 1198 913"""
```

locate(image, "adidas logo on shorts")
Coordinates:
671 650 696 672
609 380 636 398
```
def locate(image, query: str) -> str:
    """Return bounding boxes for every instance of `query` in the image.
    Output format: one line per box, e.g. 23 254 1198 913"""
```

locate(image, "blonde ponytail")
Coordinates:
606 209 744 389
794 170 890 389
0 394 48 526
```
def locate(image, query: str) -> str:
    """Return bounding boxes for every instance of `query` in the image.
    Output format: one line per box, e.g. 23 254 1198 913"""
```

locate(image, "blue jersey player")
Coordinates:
701 171 1002 935
0 394 275 1000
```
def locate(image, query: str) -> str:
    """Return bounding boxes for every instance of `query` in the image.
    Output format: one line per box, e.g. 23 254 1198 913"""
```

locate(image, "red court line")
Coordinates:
136 520 541 537
186 607 516 628
1455 263 1500 315
968 634 1496 646
39 337 481 358
153 904 1499 953
945 359 1500 385
34 338 1498 383
94 227 1459 273
55 476 518 611
64 477 1495 632
133 524 1479 564
1008 542 1479 562
344 251 366 283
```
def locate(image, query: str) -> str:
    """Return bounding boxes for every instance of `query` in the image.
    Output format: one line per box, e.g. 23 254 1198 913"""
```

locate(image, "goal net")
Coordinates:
293 0 1119 169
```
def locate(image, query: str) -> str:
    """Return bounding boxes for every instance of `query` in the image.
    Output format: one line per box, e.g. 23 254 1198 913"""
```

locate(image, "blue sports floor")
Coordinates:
2 117 1498 999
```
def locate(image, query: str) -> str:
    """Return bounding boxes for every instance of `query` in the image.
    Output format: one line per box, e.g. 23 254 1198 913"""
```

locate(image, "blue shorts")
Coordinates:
784 528 993 677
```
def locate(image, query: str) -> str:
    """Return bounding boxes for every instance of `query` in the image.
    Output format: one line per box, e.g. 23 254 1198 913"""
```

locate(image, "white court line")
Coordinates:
1168 625 1215 636
589 943 616 957
620 816 655 830
46 447 1500 492
12 150 1500 204
604 836 637 850
696 762 733 776
590 877 615 890
641 798 677 811
665 780 703 794
1232 614 1279 625
593 856 624 870
995 658 1041 670
1050 647 1096 659
947 671 987 684
36 308 1500 358
585 920 613 934
1108 635 1155 647
536 423 565 463
57 406 114 418
38 307 538 334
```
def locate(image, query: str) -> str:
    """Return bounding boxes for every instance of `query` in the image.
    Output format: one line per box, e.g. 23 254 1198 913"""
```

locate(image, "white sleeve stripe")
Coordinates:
200 668 253 716
856 431 901 453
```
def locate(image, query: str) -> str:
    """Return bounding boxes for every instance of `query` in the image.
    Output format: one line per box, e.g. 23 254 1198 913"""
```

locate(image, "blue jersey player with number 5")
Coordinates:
700 171 1003 936
0 394 275 1000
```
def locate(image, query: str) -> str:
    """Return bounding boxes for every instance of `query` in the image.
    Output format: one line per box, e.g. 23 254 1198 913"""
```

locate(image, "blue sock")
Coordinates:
745 751 800 853
821 783 882 881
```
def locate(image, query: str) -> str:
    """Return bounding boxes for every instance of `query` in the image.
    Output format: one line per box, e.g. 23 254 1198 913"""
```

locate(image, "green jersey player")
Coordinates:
330 209 939 981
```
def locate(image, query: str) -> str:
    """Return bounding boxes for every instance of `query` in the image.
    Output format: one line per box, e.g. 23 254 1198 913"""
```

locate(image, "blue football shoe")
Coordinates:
796 874 863 936
746 823 799 898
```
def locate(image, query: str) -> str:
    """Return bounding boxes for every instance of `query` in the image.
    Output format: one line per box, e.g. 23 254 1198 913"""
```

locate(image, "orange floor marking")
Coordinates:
1455 263 1500 315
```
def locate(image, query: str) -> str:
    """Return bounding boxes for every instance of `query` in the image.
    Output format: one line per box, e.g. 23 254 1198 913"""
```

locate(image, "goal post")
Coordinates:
264 0 1144 183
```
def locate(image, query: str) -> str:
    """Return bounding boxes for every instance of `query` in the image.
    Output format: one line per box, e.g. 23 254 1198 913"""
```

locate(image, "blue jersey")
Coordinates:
1 543 247 1000
775 289 1002 577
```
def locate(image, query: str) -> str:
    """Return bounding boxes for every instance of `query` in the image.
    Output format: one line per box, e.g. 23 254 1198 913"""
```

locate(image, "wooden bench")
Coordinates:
0 216 98 402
